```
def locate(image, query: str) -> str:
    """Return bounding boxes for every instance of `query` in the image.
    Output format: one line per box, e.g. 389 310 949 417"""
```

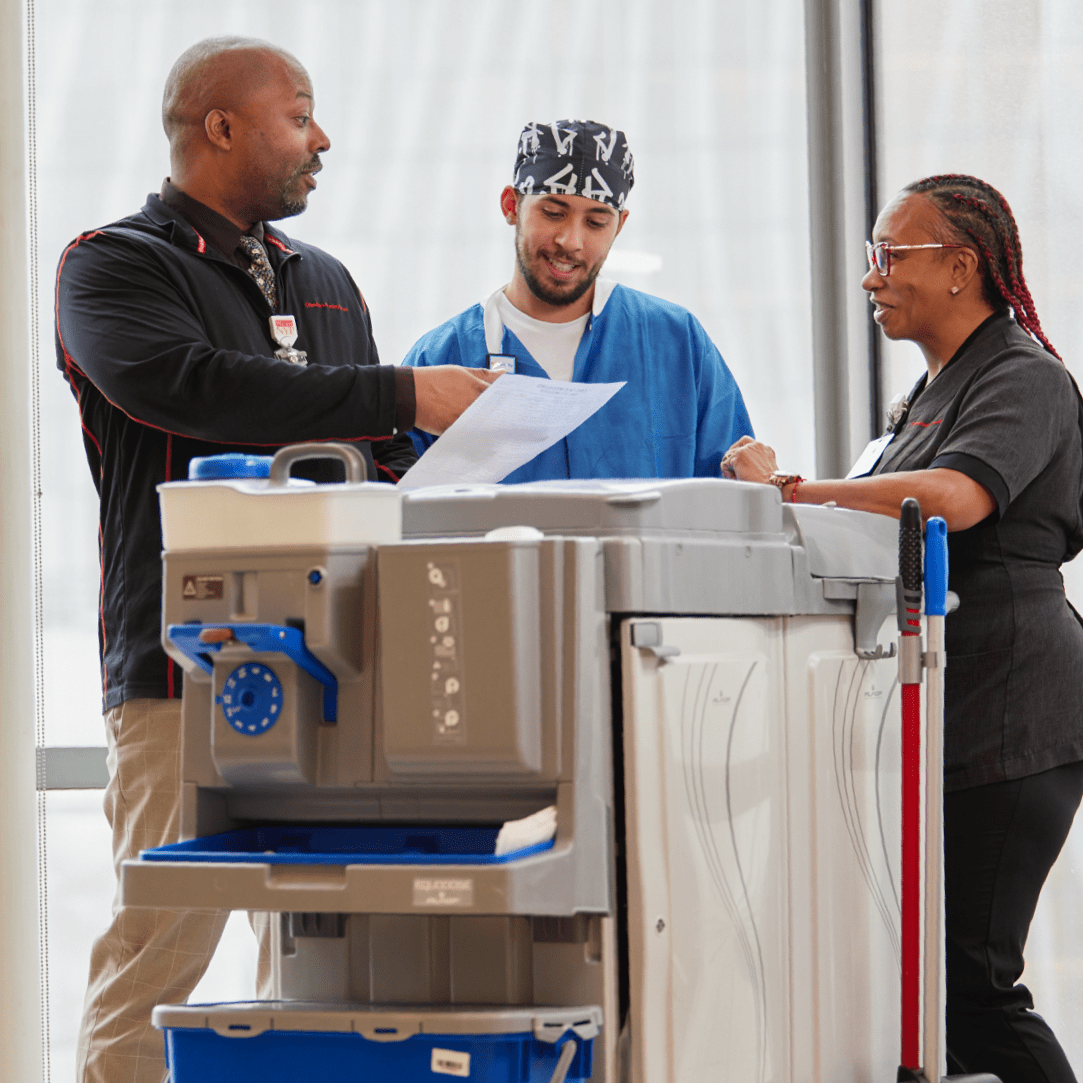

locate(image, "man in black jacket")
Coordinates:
56 36 495 1083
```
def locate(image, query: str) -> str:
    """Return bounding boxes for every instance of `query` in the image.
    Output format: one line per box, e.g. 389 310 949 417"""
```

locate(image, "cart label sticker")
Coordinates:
182 574 224 600
413 877 474 908
431 1047 471 1077
426 559 466 745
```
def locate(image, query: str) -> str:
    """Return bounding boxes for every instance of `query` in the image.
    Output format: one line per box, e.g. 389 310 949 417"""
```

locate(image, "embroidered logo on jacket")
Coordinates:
304 302 350 313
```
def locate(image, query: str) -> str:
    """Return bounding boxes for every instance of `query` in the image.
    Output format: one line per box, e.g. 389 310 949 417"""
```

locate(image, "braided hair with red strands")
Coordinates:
905 174 1061 361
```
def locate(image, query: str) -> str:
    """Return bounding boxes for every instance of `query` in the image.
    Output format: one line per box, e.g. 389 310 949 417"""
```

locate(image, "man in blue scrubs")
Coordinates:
404 120 754 481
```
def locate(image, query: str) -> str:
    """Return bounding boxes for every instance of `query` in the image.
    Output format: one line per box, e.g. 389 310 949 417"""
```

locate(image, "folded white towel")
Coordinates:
494 805 558 857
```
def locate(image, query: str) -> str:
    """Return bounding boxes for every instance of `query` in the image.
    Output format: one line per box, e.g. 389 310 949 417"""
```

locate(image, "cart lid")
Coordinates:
152 1001 602 1043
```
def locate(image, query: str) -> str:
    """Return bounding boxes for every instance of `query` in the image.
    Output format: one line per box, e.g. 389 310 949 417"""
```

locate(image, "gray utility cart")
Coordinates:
126 446 904 1083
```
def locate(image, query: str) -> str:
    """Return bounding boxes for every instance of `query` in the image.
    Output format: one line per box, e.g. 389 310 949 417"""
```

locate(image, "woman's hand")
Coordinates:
721 437 780 483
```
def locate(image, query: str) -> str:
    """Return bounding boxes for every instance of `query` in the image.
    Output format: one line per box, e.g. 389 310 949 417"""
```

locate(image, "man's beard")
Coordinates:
515 222 602 307
277 197 307 219
267 155 322 220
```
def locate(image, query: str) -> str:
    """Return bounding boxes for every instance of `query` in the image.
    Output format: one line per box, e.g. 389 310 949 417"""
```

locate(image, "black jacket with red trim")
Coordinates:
55 194 417 711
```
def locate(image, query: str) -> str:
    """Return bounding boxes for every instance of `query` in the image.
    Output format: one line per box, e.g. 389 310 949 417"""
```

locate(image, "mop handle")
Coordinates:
898 498 924 640
922 517 949 1081
898 498 924 1071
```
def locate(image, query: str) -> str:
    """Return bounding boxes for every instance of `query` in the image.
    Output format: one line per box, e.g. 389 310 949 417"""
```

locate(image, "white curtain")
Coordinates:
33 1 814 1075
876 0 1083 1066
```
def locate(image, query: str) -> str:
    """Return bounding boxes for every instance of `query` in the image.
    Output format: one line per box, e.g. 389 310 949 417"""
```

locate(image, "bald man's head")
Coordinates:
163 37 305 161
161 37 330 228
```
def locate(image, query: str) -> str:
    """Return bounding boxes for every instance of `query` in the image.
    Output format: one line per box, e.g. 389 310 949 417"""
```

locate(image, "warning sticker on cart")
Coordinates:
431 1047 471 1076
413 877 474 908
181 574 223 600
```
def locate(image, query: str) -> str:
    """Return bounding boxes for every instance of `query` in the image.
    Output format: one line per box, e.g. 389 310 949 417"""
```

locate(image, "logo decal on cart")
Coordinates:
413 877 474 908
426 560 466 745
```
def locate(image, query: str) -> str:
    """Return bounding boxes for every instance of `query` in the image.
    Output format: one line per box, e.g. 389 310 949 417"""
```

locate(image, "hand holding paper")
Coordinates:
412 365 503 435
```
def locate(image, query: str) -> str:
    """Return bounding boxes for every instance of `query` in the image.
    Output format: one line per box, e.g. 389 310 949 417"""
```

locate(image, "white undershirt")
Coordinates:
495 291 589 382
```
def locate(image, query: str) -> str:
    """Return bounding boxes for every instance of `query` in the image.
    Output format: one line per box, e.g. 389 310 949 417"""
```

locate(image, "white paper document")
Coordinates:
398 374 625 490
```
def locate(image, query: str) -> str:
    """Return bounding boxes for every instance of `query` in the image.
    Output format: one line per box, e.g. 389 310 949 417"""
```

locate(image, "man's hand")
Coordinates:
721 436 779 482
412 366 503 435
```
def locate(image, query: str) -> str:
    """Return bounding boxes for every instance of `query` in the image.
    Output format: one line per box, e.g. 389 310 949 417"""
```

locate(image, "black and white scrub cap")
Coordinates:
512 120 634 211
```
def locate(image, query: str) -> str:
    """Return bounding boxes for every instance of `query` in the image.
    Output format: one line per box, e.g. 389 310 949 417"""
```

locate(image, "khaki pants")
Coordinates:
77 699 269 1083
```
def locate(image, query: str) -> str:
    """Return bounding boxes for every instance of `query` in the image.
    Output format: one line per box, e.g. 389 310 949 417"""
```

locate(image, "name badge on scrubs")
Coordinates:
846 433 894 478
269 314 308 366
487 353 516 374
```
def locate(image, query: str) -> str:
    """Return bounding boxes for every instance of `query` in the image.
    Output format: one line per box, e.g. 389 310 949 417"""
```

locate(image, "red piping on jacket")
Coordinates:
56 232 106 462
265 235 295 255
98 523 108 703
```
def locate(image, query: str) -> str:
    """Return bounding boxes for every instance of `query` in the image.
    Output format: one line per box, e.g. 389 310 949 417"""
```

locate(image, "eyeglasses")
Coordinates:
865 240 965 277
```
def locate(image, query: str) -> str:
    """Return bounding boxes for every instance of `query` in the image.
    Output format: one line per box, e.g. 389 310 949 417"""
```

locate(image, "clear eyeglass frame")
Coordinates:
865 240 965 277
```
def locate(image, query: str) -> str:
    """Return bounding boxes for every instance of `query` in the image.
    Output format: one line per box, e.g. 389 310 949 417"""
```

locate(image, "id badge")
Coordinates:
846 433 894 478
269 314 308 366
487 353 516 374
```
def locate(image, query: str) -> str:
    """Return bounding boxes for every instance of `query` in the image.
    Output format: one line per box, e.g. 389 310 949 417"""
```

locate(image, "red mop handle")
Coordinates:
898 498 924 1070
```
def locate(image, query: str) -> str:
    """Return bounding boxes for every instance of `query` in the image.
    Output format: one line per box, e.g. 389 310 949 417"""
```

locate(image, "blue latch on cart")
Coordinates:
167 623 338 722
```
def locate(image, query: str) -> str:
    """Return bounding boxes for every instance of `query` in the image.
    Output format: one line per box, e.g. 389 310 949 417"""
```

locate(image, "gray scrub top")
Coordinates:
873 313 1083 791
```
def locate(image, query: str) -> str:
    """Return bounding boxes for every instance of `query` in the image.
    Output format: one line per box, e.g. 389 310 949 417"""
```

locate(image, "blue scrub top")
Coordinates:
404 282 753 483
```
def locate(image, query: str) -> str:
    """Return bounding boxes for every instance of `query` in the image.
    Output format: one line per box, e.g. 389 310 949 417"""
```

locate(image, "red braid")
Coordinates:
948 192 1053 354
906 174 1061 361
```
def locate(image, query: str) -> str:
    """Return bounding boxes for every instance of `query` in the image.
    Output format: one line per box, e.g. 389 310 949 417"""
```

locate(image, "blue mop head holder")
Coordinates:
924 517 948 617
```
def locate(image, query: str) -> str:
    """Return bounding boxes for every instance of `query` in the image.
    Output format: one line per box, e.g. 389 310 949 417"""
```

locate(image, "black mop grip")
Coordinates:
897 498 923 633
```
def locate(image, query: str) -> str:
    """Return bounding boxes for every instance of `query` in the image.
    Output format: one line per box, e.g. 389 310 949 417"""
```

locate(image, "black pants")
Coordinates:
945 759 1083 1083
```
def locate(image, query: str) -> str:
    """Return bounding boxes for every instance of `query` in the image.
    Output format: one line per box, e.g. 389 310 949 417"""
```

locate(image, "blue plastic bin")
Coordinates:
153 1002 600 1083
139 823 555 866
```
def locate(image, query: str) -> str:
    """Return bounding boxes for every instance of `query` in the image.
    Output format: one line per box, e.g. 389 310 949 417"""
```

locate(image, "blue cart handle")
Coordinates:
167 623 338 722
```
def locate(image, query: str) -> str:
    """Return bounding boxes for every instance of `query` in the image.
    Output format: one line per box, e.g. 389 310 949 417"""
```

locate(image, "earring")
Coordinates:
951 286 959 294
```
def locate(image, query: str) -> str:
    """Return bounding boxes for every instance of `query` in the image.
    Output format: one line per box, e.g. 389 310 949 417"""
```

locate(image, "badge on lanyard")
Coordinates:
487 353 516 374
269 314 308 366
846 433 895 478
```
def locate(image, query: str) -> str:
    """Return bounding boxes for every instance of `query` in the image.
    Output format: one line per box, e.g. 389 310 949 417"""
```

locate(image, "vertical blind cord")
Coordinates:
27 0 51 1077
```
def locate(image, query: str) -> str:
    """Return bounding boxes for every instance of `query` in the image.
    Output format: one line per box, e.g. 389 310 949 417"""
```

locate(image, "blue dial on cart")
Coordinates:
218 663 282 735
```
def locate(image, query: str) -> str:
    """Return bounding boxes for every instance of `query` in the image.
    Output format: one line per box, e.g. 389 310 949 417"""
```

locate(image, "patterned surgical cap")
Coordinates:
512 120 634 211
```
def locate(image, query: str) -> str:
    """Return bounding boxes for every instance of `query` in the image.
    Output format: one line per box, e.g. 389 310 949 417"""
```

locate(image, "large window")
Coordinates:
36 1 1083 1075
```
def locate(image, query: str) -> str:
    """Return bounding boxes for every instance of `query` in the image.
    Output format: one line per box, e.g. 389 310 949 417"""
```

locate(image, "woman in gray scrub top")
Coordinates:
725 174 1083 1083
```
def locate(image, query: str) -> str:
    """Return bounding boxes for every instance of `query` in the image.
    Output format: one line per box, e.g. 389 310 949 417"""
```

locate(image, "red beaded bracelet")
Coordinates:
768 473 805 502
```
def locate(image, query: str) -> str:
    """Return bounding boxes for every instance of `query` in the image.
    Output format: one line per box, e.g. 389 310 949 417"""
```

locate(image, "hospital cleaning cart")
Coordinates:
122 443 906 1083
